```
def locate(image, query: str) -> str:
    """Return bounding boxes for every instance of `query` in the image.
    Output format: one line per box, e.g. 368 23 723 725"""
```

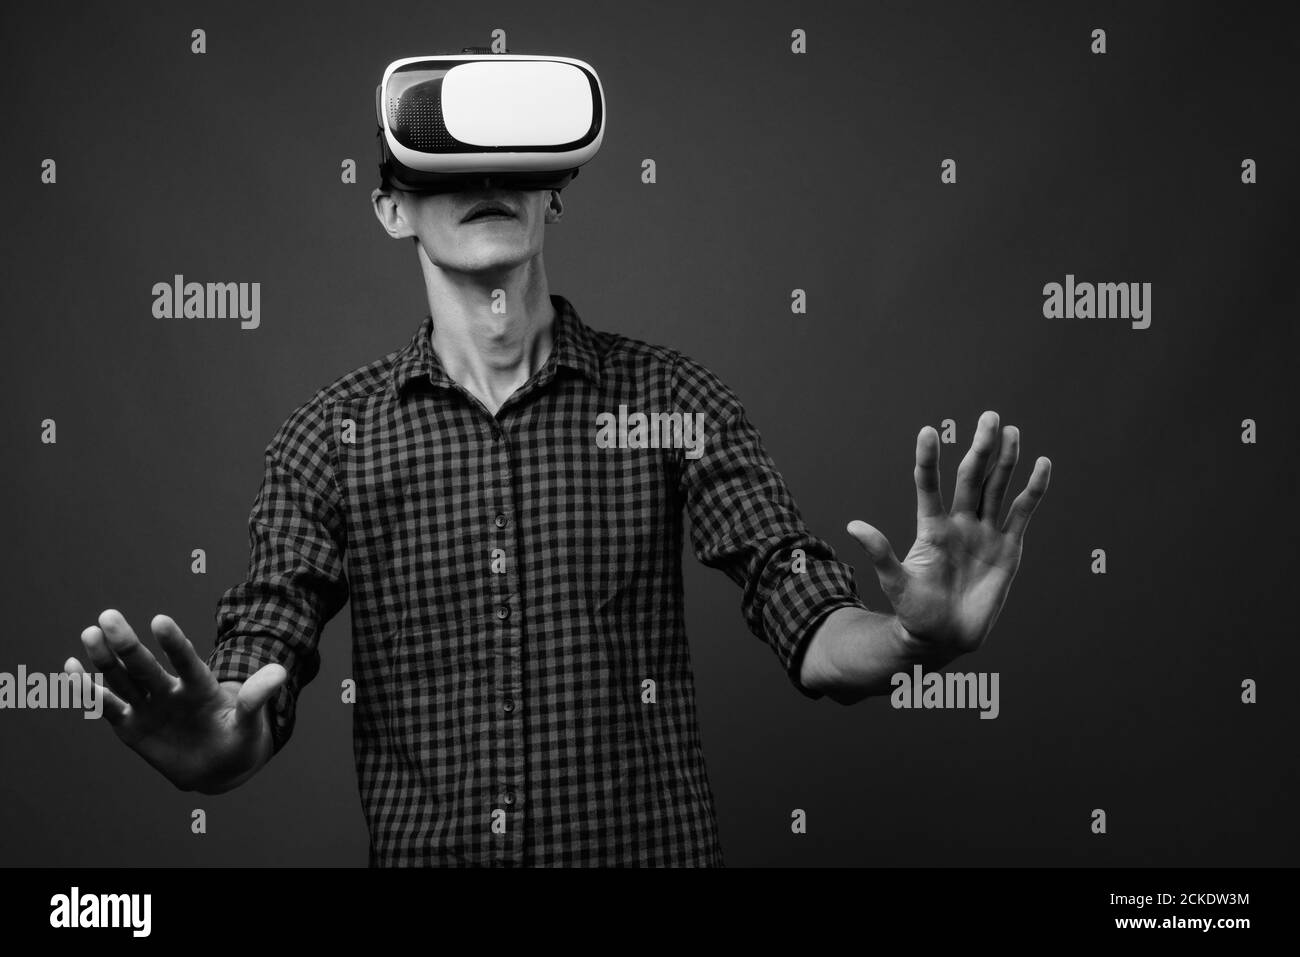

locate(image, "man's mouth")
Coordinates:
461 201 517 223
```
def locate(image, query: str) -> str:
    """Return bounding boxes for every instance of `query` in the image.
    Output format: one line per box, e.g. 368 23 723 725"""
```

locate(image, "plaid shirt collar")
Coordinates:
391 293 604 399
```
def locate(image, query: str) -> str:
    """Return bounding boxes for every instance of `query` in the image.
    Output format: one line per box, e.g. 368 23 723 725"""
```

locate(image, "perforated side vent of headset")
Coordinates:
389 81 459 151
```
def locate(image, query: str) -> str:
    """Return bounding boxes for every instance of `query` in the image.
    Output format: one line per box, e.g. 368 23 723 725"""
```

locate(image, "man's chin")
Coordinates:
447 249 536 275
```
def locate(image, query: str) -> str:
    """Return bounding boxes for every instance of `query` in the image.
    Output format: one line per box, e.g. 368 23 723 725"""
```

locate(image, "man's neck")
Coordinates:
420 260 557 417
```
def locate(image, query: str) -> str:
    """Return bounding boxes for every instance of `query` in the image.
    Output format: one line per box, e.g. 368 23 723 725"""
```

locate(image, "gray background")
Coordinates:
1 0 1296 866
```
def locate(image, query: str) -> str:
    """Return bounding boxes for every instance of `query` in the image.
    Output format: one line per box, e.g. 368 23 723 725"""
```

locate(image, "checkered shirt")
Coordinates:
208 293 865 866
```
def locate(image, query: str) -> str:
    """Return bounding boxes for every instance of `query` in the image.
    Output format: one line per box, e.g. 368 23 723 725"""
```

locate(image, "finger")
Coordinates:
847 521 906 600
234 663 288 724
64 656 130 726
80 625 146 708
1002 457 1052 543
978 425 1020 525
152 614 217 694
99 609 177 698
951 411 1001 516
914 426 944 521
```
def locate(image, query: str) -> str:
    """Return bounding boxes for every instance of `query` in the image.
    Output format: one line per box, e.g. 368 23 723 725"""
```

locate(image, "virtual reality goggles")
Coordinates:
376 53 606 193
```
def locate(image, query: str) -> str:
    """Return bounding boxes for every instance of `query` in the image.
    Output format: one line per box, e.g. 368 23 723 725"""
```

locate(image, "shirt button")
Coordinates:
494 513 508 529
495 604 510 621
503 698 515 713
503 791 515 806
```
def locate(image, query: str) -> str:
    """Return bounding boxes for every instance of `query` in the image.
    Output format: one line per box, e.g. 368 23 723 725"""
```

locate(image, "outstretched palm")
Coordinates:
849 411 1051 658
63 610 286 793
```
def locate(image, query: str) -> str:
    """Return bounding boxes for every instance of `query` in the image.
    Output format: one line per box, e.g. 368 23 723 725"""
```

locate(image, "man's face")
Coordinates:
373 186 563 275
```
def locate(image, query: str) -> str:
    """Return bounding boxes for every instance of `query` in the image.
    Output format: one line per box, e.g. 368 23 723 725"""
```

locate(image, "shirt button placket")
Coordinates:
489 420 524 865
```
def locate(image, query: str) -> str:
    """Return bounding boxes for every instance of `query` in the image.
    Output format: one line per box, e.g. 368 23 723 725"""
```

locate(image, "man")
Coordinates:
64 92 1051 870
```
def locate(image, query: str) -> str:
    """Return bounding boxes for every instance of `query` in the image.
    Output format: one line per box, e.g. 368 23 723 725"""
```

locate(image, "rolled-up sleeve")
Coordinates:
672 352 866 699
207 395 349 753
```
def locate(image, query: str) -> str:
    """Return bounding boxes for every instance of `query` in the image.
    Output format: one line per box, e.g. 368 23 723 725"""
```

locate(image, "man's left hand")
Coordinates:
847 410 1051 663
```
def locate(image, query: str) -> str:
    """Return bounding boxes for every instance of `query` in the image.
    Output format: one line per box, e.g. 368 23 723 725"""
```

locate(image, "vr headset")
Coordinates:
376 52 606 193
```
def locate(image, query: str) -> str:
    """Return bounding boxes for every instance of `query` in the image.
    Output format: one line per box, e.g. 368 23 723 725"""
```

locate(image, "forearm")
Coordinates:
800 606 959 705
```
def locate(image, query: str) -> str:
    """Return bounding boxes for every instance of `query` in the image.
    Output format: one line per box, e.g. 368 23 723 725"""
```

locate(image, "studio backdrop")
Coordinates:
0 0 1295 866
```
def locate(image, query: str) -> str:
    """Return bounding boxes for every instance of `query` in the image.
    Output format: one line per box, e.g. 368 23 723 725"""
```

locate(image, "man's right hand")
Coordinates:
64 609 285 794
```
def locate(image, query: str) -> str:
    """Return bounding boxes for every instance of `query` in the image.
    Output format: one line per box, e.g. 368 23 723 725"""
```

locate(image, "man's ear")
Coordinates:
371 187 414 239
544 189 564 224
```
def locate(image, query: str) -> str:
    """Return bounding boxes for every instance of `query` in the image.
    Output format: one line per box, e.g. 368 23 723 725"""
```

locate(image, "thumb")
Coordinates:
846 520 905 598
234 663 288 723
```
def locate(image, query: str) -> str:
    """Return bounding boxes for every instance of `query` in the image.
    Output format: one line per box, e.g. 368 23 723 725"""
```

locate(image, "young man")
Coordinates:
64 126 1051 870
